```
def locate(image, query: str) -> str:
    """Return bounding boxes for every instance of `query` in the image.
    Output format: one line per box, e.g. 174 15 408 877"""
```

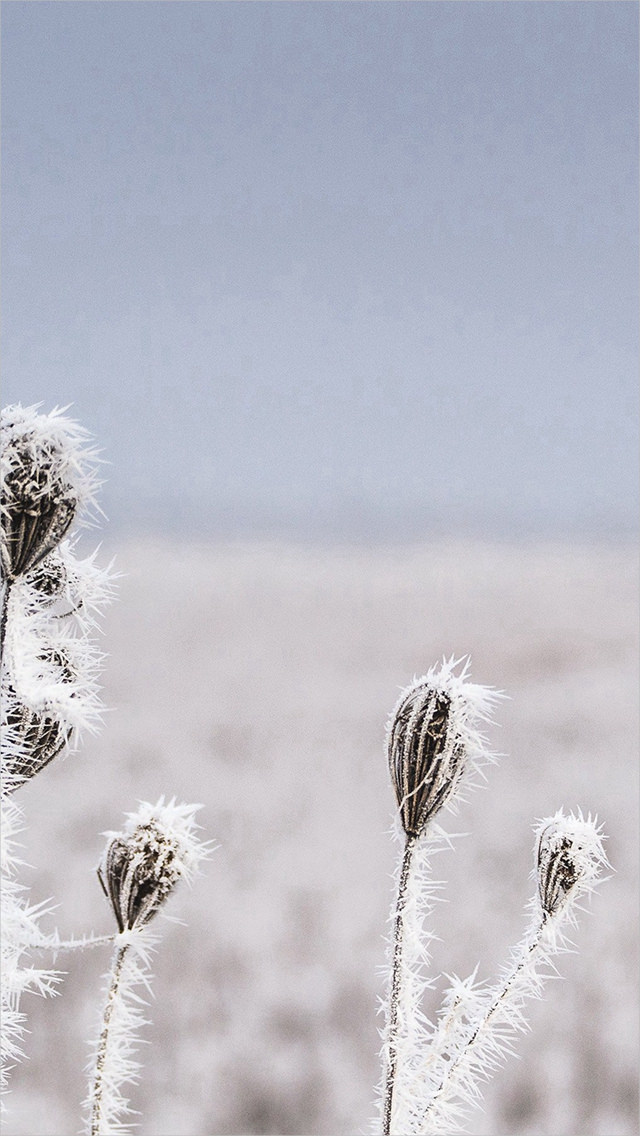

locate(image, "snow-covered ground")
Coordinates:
6 539 638 1136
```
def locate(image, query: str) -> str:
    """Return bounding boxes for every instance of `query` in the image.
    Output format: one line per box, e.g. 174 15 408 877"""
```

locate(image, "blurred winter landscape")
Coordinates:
4 536 638 1136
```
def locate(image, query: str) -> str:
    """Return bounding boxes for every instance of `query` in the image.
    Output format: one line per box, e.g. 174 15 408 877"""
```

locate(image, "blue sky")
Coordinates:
2 1 638 540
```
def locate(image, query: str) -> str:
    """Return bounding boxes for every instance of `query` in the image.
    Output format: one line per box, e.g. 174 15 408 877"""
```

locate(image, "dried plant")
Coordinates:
1 402 609 1135
87 799 208 1136
377 660 608 1135
1 404 109 1103
0 404 207 1136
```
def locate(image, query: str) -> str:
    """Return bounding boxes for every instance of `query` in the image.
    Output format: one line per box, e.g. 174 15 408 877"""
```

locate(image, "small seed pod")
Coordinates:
536 812 607 917
536 824 578 916
98 820 185 933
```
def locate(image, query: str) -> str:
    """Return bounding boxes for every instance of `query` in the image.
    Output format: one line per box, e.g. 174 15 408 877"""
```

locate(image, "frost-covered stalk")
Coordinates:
88 799 207 1136
1 404 112 1103
380 659 499 1136
0 794 61 1101
418 811 607 1134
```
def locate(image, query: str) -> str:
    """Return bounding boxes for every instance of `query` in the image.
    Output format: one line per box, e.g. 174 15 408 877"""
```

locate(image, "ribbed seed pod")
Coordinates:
536 812 606 917
388 685 465 837
3 689 71 789
1 405 99 584
98 820 185 934
1 441 77 581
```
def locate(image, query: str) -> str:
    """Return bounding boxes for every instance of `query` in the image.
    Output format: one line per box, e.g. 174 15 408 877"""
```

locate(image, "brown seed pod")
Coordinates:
98 821 184 933
388 685 466 837
1 441 78 581
537 821 582 916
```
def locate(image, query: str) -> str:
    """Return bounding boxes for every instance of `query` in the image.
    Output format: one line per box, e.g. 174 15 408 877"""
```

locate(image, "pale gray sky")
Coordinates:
2 1 638 540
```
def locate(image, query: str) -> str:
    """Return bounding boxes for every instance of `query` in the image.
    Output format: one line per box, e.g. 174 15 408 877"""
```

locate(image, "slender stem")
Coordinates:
38 933 116 955
383 832 417 1136
422 917 547 1124
0 580 12 663
90 940 129 1136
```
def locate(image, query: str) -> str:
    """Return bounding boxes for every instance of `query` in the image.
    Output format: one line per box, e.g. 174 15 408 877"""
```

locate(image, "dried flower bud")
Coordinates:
98 799 205 933
536 810 607 917
387 658 498 837
1 405 99 582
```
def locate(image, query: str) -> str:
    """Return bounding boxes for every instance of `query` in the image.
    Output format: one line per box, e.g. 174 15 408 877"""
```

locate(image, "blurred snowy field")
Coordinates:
5 538 638 1136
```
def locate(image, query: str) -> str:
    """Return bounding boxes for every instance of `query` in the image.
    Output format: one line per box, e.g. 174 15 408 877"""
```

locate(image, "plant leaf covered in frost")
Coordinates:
87 799 210 1136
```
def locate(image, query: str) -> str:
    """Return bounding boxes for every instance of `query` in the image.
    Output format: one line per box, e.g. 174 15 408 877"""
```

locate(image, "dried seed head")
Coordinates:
536 810 607 917
2 688 71 791
387 658 499 837
1 647 76 791
98 799 206 934
1 404 100 582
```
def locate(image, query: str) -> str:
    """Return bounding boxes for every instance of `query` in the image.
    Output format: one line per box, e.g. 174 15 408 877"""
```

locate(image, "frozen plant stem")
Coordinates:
90 940 130 1136
383 833 417 1136
421 919 546 1129
0 583 10 660
380 659 499 1135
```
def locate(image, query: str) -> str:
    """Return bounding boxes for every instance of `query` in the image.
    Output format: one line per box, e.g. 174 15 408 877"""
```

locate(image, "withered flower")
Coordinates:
98 800 205 933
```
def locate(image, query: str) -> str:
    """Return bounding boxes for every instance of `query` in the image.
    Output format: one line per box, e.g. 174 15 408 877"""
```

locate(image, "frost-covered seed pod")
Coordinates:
388 686 463 837
99 823 181 933
1 405 98 582
1 444 77 581
2 647 75 789
3 689 71 788
536 812 606 917
387 660 498 838
97 803 204 935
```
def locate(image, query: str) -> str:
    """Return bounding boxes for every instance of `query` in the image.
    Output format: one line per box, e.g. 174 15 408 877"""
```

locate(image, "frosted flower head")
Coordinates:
1 404 100 582
98 799 205 934
536 810 607 917
387 657 499 837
